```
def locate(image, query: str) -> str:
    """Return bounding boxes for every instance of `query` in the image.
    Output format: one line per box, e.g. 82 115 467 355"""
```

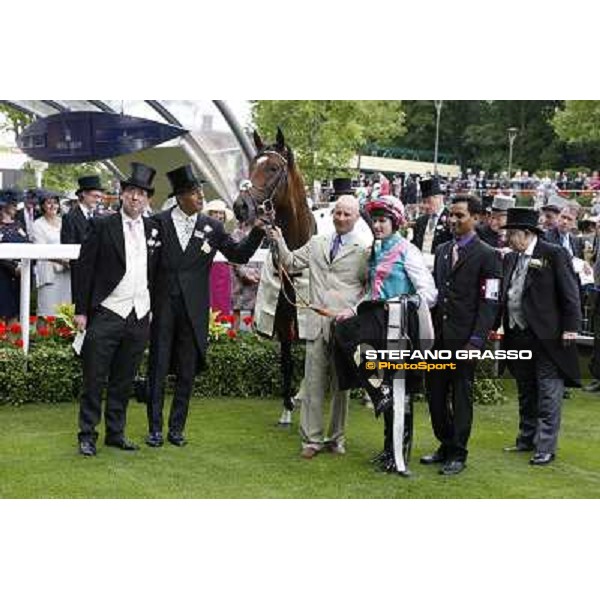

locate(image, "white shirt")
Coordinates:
79 204 94 220
171 205 198 251
101 215 150 320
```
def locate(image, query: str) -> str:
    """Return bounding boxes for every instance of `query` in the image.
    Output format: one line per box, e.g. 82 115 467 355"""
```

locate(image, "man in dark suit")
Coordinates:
411 177 452 254
145 165 266 448
544 204 584 259
61 175 105 296
73 163 159 457
421 194 502 475
500 208 581 465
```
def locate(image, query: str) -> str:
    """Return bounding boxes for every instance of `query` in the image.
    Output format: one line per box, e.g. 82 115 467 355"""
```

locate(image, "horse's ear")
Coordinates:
275 127 285 150
287 146 295 168
253 130 264 152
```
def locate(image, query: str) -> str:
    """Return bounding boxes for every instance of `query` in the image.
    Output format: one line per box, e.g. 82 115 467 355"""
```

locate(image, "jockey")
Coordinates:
333 195 437 475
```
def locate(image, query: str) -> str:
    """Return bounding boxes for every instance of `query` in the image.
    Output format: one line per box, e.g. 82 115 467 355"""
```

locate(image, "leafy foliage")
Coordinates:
392 100 574 174
553 101 600 143
0 327 503 406
251 101 405 182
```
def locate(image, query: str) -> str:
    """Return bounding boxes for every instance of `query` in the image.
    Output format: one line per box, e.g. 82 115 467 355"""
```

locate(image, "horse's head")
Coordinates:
234 127 296 225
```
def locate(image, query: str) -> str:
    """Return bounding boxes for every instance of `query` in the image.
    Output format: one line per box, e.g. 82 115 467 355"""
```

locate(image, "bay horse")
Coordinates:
233 128 315 425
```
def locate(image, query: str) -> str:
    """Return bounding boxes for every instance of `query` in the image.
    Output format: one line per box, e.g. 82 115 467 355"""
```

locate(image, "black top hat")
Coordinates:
481 195 494 212
501 208 543 234
120 162 156 197
166 164 205 197
0 188 24 206
76 175 105 195
332 178 353 197
420 177 443 199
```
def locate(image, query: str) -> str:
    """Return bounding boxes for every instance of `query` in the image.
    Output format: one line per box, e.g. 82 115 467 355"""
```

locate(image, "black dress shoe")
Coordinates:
420 451 445 465
105 437 140 451
439 459 466 476
145 432 164 448
370 449 392 465
529 452 555 466
79 440 96 457
503 444 534 453
583 380 600 393
167 432 187 447
379 456 411 477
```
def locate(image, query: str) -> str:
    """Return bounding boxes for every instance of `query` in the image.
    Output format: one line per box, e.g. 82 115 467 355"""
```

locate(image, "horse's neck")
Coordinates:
275 166 314 250
278 192 312 251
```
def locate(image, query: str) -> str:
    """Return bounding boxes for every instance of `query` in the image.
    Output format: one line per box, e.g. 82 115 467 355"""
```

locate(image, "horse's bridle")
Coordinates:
239 149 288 224
239 148 334 318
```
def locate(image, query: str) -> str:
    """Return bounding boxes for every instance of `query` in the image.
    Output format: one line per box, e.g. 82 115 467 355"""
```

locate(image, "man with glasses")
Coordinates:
73 163 159 457
145 165 267 448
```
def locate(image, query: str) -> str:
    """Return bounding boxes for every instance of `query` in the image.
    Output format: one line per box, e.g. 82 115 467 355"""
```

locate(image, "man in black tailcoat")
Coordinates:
145 165 266 448
61 175 105 295
73 163 159 457
421 194 502 475
500 208 581 466
411 177 452 254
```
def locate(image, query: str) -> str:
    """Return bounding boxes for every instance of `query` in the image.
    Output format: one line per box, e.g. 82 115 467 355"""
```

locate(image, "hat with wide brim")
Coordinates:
202 199 234 223
167 164 206 197
501 207 544 235
76 175 106 195
120 162 156 196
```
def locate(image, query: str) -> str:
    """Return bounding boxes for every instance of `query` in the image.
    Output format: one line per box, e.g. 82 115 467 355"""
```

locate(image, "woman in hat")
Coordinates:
0 189 30 322
202 199 236 319
333 196 437 475
31 190 71 316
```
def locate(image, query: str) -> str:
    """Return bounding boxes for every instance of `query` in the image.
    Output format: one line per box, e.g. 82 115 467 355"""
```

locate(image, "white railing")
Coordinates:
0 244 270 354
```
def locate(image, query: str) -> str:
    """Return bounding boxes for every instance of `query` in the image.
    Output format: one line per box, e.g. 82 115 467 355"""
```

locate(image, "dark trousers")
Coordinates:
147 293 200 435
506 328 564 454
589 293 600 380
425 357 476 462
78 307 150 442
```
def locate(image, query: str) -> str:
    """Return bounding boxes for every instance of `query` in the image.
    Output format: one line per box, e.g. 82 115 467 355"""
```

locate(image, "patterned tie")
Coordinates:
428 214 437 232
451 242 460 267
330 234 342 261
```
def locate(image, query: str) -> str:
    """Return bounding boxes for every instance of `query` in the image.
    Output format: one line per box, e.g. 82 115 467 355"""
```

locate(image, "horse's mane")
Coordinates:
267 143 314 251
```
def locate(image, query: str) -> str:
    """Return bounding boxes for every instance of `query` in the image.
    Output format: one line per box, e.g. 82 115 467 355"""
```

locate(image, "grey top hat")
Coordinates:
543 194 567 213
491 194 515 213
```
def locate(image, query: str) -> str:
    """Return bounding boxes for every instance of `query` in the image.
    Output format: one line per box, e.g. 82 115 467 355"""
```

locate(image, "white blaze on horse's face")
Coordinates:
256 156 269 166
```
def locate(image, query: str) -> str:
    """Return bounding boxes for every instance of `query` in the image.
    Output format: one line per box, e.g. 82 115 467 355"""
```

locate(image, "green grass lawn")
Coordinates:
1 386 599 498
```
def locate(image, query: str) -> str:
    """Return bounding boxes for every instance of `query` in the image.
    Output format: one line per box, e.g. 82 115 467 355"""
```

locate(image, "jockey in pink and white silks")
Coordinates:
334 196 437 476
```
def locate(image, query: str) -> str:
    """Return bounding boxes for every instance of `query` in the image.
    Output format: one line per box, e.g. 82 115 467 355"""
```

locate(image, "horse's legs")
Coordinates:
281 337 295 411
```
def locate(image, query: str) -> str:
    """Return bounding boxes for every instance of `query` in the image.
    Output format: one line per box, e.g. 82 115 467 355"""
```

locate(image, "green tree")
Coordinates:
251 101 405 182
393 100 566 174
0 103 33 140
553 101 600 143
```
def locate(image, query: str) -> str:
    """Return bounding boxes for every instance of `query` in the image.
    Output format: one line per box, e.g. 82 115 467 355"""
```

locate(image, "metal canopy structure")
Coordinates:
2 100 253 203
